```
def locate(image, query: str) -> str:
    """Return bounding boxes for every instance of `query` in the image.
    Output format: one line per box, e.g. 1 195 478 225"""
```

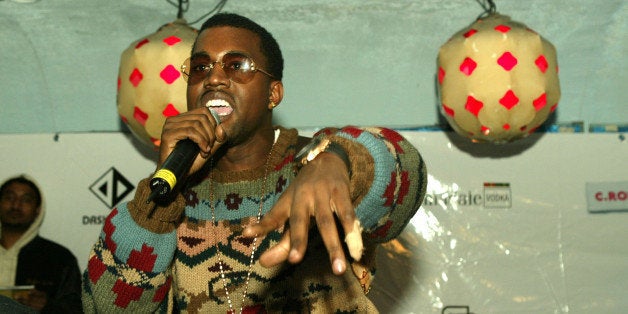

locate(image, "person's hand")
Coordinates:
158 107 227 175
15 289 47 311
243 152 363 275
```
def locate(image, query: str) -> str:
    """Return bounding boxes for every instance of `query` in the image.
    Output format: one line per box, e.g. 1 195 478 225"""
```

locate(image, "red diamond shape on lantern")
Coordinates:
498 52 517 71
442 104 454 117
503 123 511 130
460 57 477 76
162 103 180 117
550 103 558 112
499 90 519 109
129 68 143 87
528 126 540 134
160 65 181 84
463 29 477 38
135 38 149 49
481 125 491 135
495 25 511 33
535 55 549 73
465 95 484 117
133 106 148 126
438 67 445 84
533 93 547 111
163 36 182 46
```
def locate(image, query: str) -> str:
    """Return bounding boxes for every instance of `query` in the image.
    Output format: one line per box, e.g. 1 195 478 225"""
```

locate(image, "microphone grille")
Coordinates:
209 109 221 125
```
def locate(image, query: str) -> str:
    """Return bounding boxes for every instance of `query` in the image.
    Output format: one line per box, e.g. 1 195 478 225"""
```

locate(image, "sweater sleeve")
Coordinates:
82 179 183 313
315 126 427 243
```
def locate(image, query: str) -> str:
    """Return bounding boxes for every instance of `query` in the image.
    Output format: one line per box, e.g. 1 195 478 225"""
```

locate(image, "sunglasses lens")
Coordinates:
182 56 210 84
180 53 260 84
222 53 255 83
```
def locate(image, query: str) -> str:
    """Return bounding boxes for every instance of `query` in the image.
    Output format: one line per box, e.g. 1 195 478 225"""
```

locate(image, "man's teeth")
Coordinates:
205 99 230 108
205 99 233 117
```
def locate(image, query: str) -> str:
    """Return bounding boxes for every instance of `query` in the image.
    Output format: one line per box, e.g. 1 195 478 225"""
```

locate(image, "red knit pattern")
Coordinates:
103 208 119 253
397 171 411 205
87 255 107 284
341 126 364 138
370 220 393 239
379 128 405 153
383 171 397 206
127 243 158 272
152 277 172 303
113 279 144 308
277 155 293 170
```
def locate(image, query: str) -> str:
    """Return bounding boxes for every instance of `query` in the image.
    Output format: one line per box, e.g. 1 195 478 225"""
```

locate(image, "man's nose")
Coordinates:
204 62 229 86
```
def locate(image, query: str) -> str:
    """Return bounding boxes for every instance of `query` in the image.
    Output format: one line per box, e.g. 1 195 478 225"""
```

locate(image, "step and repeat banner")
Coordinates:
1 131 626 313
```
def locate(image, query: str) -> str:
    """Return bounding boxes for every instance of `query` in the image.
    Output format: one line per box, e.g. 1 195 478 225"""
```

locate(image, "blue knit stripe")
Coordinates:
103 204 178 272
335 130 396 229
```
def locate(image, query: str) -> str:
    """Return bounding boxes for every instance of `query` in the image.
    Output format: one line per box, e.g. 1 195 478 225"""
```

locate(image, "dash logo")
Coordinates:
483 182 511 208
89 167 134 209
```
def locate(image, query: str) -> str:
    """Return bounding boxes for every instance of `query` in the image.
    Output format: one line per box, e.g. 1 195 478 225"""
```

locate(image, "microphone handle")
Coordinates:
147 139 200 203
146 109 220 203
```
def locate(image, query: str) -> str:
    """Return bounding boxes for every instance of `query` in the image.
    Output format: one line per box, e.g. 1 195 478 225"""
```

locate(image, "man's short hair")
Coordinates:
198 13 284 80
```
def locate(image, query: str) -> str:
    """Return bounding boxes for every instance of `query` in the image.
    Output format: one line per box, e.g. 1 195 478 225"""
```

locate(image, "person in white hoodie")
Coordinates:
0 175 82 313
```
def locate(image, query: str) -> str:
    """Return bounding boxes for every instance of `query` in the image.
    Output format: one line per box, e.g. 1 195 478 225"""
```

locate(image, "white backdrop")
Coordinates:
1 131 626 313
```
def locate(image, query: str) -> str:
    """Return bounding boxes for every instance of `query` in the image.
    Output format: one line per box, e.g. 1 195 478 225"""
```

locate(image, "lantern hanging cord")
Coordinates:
167 0 228 24
475 0 497 19
166 0 189 19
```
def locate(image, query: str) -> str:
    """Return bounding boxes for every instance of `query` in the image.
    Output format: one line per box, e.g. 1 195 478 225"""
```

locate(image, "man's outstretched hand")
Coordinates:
243 152 363 275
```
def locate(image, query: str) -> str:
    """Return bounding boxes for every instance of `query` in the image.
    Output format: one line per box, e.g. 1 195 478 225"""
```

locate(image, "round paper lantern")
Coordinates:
437 13 560 143
117 19 198 147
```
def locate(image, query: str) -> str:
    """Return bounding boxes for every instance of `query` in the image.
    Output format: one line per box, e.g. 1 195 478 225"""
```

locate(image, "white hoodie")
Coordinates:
0 175 45 287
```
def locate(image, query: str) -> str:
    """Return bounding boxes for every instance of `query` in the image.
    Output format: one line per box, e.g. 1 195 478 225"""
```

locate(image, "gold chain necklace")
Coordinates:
209 140 276 314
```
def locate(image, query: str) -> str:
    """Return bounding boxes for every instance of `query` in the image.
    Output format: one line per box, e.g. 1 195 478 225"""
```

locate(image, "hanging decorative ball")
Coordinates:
437 13 560 143
117 19 197 147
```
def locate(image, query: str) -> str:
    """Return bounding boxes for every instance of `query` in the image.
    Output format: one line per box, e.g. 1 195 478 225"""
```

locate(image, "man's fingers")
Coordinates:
258 231 291 268
344 219 364 261
314 203 347 275
242 209 284 238
214 124 227 144
287 192 314 264
330 197 364 261
242 188 292 238
209 124 226 155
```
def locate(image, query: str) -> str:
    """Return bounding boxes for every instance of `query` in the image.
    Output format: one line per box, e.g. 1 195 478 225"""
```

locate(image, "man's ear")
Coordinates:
269 81 284 105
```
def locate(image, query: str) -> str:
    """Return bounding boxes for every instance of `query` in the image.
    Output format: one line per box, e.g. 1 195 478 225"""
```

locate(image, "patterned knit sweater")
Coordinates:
82 126 427 313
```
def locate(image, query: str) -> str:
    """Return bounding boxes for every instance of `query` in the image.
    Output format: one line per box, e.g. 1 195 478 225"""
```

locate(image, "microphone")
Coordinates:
146 109 221 203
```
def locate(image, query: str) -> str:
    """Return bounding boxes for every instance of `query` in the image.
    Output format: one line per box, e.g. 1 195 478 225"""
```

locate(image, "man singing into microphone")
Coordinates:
83 13 427 313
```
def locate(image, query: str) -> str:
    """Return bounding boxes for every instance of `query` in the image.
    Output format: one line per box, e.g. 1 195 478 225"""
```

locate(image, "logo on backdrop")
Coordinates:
483 182 512 208
585 181 628 213
422 182 512 209
89 167 134 209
